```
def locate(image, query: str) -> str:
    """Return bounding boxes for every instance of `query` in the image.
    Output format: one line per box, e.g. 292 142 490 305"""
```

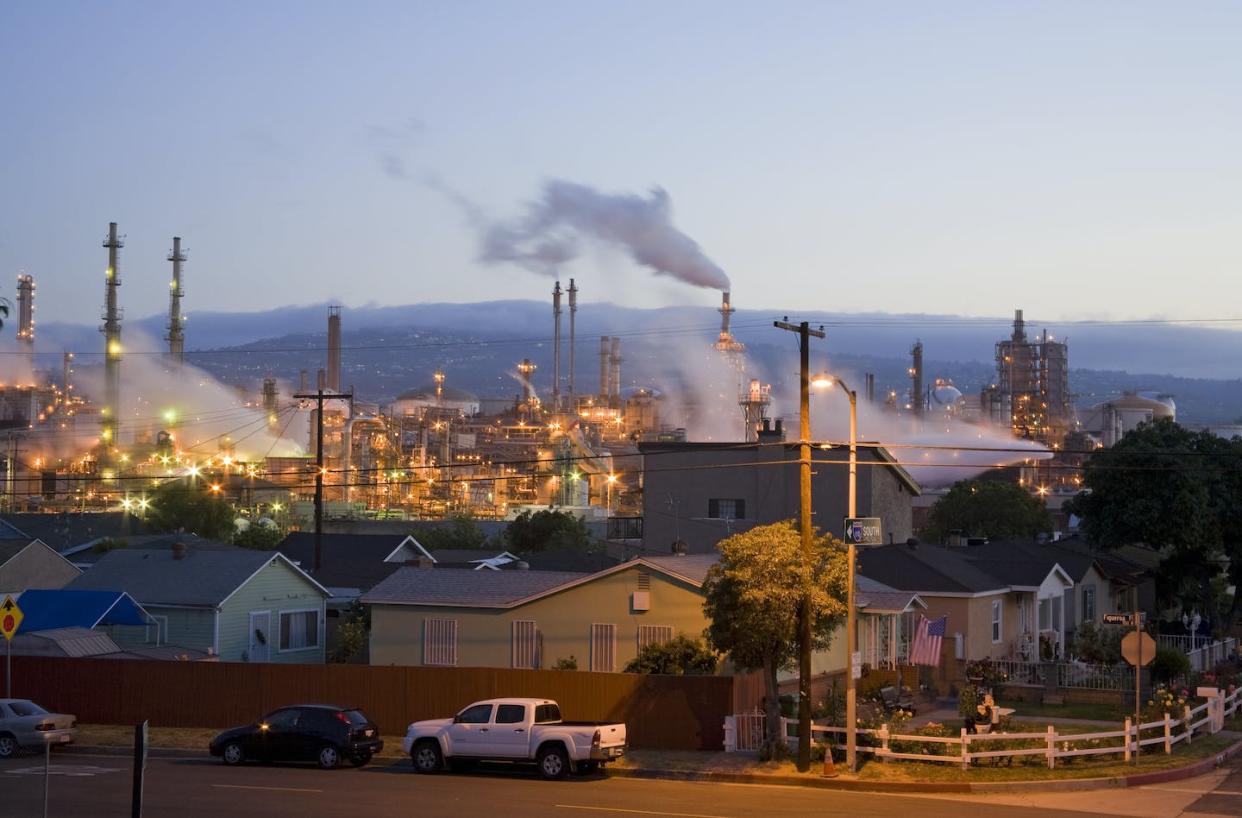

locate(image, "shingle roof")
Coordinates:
858 545 1010 594
362 566 588 608
0 540 34 566
1 512 156 549
856 575 925 614
276 532 415 591
640 554 719 586
64 534 240 565
68 548 319 607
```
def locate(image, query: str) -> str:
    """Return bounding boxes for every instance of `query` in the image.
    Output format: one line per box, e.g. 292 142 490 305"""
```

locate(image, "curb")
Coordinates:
58 739 1242 793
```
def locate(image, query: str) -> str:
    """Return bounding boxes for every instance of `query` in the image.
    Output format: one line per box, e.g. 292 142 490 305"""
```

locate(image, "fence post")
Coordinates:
960 727 970 770
1163 712 1171 754
1184 705 1192 744
879 723 890 761
1046 725 1056 769
723 716 736 752
1123 717 1132 763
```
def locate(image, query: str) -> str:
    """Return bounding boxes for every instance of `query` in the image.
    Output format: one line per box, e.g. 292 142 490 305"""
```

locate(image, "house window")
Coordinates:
590 623 616 672
146 615 168 646
279 609 320 651
423 618 458 666
1082 586 1096 623
707 499 745 520
637 625 673 651
991 600 1002 644
511 620 538 669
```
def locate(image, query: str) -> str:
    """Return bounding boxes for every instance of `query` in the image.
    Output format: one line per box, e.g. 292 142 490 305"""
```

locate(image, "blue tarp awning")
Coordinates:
15 589 152 633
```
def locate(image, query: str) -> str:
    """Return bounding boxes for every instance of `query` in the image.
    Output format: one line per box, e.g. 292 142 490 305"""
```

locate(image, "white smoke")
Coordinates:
431 177 731 290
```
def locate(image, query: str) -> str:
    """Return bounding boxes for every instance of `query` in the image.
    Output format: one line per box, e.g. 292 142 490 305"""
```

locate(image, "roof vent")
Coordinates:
670 540 688 556
514 560 530 571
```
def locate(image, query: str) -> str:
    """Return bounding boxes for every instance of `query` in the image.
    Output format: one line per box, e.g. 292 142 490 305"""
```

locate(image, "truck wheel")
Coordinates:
537 744 569 780
411 740 443 774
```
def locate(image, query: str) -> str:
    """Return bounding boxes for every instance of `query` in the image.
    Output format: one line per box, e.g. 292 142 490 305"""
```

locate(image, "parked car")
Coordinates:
0 699 77 759
209 705 382 769
401 698 626 780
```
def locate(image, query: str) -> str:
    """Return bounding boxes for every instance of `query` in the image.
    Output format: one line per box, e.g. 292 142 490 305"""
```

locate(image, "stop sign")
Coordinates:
1121 631 1157 666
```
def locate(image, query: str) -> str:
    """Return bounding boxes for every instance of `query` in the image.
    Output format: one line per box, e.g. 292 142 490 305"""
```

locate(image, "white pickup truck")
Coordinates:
401 698 626 780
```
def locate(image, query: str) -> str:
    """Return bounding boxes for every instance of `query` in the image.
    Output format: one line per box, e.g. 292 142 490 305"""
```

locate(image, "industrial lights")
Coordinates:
811 372 833 389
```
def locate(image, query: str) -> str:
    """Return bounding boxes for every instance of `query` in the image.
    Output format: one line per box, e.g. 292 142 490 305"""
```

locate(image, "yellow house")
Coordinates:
363 555 718 671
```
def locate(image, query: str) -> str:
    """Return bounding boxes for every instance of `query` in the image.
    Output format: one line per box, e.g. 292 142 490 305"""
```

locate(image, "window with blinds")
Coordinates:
590 623 617 672
423 618 458 666
511 620 538 669
637 625 673 650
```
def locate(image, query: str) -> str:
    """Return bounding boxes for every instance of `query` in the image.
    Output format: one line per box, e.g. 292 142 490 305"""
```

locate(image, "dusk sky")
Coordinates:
3 2 1239 327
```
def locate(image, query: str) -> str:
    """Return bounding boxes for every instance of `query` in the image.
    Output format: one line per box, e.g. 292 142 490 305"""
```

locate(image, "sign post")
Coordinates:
132 720 148 818
1 594 24 698
1120 612 1156 765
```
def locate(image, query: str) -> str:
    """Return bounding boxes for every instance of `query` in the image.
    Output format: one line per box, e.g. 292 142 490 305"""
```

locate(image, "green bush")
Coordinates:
552 655 578 671
623 634 718 675
1151 645 1191 684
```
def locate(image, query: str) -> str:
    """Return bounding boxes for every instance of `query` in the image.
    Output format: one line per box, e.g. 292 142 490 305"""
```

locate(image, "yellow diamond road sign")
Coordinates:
1 594 22 641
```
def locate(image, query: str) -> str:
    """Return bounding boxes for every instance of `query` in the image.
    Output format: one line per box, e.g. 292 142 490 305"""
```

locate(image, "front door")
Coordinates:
249 611 271 662
446 703 493 757
482 703 530 758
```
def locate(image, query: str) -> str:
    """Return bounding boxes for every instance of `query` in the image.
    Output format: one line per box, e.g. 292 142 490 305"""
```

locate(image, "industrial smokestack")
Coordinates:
62 352 74 400
910 341 924 419
317 368 326 391
518 359 536 404
299 370 309 392
166 237 186 364
262 377 278 418
327 306 342 392
552 281 562 411
101 222 123 455
1012 309 1027 342
865 373 875 403
16 274 34 372
567 278 577 408
609 337 622 405
599 336 610 405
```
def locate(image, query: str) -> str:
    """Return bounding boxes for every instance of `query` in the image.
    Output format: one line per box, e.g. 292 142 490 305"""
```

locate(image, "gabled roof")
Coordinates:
856 575 926 614
69 548 328 607
16 589 151 632
62 533 241 565
859 545 1010 595
8 627 122 658
363 554 717 610
276 532 417 592
518 548 621 574
1 512 157 550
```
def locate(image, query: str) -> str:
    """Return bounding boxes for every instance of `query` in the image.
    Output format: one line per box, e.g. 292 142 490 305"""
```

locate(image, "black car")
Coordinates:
209 705 383 769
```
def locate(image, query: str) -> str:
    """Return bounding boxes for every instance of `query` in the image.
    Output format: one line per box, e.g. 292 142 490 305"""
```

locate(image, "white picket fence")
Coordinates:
1186 638 1238 673
723 685 1241 769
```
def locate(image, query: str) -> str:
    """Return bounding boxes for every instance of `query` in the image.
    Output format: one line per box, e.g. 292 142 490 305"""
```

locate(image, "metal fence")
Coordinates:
991 659 1046 686
1058 661 1136 690
1187 638 1237 672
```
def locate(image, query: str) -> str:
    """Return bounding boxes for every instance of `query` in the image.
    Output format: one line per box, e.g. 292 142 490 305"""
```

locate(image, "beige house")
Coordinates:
859 542 1074 661
364 555 718 670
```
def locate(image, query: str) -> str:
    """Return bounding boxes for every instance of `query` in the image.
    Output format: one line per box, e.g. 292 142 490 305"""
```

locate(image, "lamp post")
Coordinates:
774 319 825 772
825 376 859 772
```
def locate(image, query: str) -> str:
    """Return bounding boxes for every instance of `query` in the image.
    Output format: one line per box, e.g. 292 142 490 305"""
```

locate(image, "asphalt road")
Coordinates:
2 751 1237 818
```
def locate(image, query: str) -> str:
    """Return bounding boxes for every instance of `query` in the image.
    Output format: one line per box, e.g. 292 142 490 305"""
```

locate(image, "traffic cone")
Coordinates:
821 745 838 777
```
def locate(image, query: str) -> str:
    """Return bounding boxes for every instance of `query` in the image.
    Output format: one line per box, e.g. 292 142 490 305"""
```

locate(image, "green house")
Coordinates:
68 546 329 663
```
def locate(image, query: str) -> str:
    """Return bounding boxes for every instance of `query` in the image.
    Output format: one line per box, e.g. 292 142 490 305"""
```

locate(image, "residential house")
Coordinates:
637 441 920 554
0 512 156 552
859 542 1074 662
67 545 329 663
364 555 719 670
61 533 241 569
0 539 80 597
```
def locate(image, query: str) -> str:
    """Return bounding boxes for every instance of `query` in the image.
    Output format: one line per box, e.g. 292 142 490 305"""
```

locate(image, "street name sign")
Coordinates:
844 518 883 546
1103 613 1146 627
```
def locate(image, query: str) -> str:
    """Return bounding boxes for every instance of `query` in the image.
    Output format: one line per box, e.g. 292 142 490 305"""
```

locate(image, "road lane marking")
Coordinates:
555 806 732 818
5 764 122 777
211 784 323 793
1141 787 1242 796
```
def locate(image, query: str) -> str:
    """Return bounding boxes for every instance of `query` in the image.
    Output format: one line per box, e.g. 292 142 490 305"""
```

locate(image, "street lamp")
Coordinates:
823 375 859 771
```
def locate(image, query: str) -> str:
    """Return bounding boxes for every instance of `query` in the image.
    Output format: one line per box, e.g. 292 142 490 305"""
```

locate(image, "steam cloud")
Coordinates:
431 177 730 290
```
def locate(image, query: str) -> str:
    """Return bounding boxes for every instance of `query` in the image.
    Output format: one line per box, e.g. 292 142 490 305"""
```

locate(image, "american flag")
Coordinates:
909 615 948 666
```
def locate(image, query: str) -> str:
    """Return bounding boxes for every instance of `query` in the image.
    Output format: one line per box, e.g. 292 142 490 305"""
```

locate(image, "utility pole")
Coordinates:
774 319 825 773
294 389 351 572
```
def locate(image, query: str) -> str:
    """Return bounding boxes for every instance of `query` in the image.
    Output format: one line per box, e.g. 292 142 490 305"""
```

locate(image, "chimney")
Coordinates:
609 337 622 405
299 370 309 392
317 368 326 390
172 542 188 560
670 539 688 556
552 281 562 411
326 306 342 392
599 336 611 405
567 278 577 407
910 341 924 419
166 237 186 364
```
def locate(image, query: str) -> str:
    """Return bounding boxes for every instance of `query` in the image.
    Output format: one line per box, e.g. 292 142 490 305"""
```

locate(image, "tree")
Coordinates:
503 509 590 553
702 520 849 759
410 515 491 550
623 634 718 675
147 479 235 541
1067 419 1242 630
921 478 1053 543
329 602 369 663
234 519 282 550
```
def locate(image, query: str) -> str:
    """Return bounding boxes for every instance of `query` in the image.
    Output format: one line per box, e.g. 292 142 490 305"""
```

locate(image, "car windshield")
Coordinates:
342 710 369 726
9 701 49 717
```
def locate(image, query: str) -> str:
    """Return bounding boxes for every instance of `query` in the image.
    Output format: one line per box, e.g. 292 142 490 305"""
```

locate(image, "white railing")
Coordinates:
1058 661 1135 690
723 686 1242 769
991 659 1046 685
1186 637 1238 672
1158 634 1214 653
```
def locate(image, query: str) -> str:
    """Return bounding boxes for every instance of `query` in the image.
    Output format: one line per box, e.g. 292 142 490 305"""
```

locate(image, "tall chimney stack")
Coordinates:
910 341 924 419
101 222 123 456
599 336 610 405
609 337 622 405
16 274 34 375
326 306 342 392
166 237 186 364
551 282 562 412
567 278 577 409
